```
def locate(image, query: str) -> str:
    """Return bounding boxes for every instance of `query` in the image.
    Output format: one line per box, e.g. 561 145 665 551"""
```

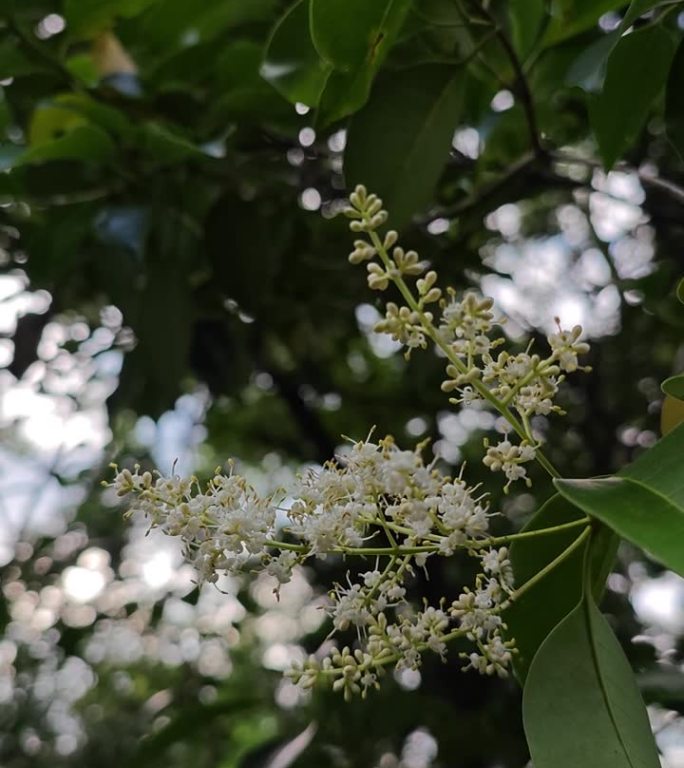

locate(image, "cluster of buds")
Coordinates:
109 435 516 697
345 185 591 488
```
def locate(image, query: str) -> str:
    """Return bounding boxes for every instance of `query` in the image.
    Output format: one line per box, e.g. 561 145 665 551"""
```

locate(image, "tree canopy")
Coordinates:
1 1 684 767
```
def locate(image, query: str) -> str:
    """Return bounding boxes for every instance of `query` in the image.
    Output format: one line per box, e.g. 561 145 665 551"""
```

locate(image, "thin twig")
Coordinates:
552 150 684 207
474 2 546 159
426 151 536 222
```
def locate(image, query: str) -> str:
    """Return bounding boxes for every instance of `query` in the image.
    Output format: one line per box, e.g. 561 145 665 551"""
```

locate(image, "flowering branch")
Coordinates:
109 187 594 699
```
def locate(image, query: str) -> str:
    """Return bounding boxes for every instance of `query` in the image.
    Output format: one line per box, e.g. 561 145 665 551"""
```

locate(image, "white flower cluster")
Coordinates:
109 435 515 698
345 185 591 488
110 465 276 583
110 187 590 700
483 437 537 490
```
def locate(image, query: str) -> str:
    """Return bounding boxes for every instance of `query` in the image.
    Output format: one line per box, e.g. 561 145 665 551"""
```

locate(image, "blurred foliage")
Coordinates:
0 0 683 767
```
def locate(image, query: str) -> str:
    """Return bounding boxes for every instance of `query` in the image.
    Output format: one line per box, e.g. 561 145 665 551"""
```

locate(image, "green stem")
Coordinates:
265 539 439 557
377 506 399 549
314 526 592 682
364 554 398 606
500 357 555 407
506 526 591 604
267 517 590 557
479 516 590 548
318 624 471 679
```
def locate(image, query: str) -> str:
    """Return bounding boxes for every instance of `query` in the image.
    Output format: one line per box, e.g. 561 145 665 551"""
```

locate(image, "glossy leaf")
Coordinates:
661 395 684 436
523 591 661 768
590 23 677 169
309 0 410 71
662 374 684 400
28 102 88 145
43 94 133 140
64 0 157 38
260 0 331 107
65 54 101 87
506 495 617 681
0 37 50 78
316 68 375 127
508 0 546 58
141 123 208 164
555 423 684 576
211 41 293 125
544 0 625 44
621 0 663 30
18 124 116 165
313 0 410 127
565 31 619 93
344 65 464 229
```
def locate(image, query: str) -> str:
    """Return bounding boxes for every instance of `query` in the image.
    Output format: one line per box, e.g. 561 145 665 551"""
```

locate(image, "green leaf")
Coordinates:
344 64 464 229
0 37 50 78
590 23 677 169
18 124 116 165
65 54 101 87
505 495 617 681
132 0 273 53
565 31 619 93
662 393 684 435
140 123 208 164
309 0 410 71
260 0 332 107
0 145 23 171
662 373 684 400
48 94 133 139
508 0 546 58
316 63 375 128
64 0 158 38
237 723 316 768
666 39 684 160
129 697 261 768
313 0 411 127
555 423 684 576
28 102 87 145
210 41 294 126
678 277 684 304
523 591 661 768
621 0 663 31
544 0 625 45
23 203 94 287
22 96 126 168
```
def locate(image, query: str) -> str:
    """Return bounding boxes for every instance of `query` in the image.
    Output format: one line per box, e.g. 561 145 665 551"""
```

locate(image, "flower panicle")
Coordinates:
344 184 592 489
109 433 516 697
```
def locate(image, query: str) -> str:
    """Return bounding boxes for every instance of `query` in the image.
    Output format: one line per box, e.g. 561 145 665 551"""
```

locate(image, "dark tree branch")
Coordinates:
553 150 684 207
426 151 537 221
